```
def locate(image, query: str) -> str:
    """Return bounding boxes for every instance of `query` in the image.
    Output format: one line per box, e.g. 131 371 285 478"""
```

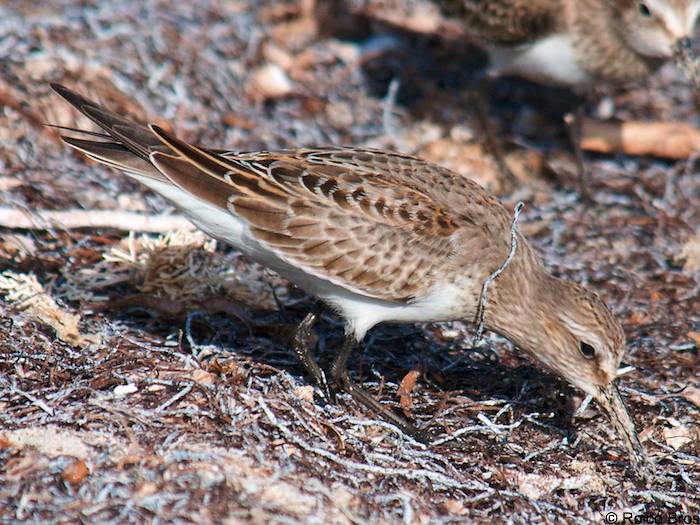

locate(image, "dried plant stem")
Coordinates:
257 395 489 492
2 378 55 416
474 201 525 343
581 118 700 159
382 78 403 150
156 384 194 412
0 206 194 232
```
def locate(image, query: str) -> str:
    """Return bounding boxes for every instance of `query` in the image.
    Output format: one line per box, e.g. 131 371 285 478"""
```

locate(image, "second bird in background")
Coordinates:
436 0 700 198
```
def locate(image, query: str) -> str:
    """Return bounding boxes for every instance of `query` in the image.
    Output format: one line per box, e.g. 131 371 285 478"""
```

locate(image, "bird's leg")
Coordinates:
291 302 331 401
330 331 429 443
472 74 518 191
566 98 593 202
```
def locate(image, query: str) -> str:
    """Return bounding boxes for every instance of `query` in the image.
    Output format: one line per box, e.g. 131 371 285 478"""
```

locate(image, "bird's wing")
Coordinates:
51 83 507 302
436 0 562 45
148 134 468 301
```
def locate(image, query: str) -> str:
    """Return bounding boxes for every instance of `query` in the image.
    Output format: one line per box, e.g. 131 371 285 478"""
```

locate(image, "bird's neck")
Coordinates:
482 249 555 355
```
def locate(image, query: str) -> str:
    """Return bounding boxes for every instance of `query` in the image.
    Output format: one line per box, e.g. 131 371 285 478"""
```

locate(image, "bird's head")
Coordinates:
612 0 700 58
488 273 650 477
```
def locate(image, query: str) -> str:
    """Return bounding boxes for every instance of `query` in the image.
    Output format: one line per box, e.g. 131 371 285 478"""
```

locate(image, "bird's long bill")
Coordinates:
674 37 700 91
594 383 652 479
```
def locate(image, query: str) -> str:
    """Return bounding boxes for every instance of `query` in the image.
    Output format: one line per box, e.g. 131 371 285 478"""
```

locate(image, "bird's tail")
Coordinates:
50 83 168 181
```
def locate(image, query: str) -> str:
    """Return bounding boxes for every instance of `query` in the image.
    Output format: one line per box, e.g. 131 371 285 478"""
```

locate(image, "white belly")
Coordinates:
486 34 591 87
328 279 479 340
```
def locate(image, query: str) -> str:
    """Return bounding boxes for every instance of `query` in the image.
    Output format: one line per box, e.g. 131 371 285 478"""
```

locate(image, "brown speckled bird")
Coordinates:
437 0 700 197
439 0 700 84
51 83 650 478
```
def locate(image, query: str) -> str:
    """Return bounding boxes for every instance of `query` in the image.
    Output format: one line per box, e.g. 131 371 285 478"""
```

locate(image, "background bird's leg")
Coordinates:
566 96 593 202
330 330 428 442
472 74 518 190
291 302 331 400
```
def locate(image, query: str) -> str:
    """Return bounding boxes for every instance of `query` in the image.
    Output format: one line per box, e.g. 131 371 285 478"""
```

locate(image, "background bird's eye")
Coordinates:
639 3 652 17
580 341 596 359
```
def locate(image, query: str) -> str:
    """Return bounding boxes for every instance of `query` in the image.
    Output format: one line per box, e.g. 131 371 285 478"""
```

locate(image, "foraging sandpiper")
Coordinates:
436 0 700 197
51 83 650 477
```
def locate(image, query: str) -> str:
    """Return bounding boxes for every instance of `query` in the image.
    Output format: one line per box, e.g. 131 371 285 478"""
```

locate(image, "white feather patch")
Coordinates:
486 34 590 86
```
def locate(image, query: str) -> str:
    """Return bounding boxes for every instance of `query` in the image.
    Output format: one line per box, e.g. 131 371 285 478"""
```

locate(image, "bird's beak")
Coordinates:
594 382 653 480
676 36 693 51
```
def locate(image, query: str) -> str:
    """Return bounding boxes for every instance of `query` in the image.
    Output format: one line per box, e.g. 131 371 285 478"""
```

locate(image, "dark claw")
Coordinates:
330 332 428 443
290 303 331 400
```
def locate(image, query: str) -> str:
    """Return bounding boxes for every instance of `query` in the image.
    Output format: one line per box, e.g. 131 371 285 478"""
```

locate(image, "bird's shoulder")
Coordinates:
227 146 507 231
436 0 564 45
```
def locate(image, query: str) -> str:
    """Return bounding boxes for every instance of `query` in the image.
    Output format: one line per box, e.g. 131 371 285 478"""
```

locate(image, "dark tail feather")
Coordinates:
50 83 167 161
61 136 158 178
45 123 112 140
51 83 171 181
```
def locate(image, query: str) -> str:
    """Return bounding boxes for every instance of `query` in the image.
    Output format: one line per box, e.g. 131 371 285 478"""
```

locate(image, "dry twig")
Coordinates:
581 118 700 159
0 207 194 232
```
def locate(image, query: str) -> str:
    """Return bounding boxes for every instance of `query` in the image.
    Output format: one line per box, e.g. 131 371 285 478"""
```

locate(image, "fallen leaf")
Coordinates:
191 369 216 386
248 64 294 100
61 459 89 485
222 112 255 130
397 369 420 413
210 359 248 383
262 41 294 70
679 230 700 274
663 425 693 450
0 271 97 347
627 311 651 325
6 426 92 459
0 435 12 449
259 481 317 515
440 499 467 515
269 17 318 50
1 234 37 259
513 472 602 500
374 2 442 33
0 176 23 191
639 426 655 441
135 481 159 498
688 332 700 347
681 386 700 409
294 385 314 403
114 384 138 397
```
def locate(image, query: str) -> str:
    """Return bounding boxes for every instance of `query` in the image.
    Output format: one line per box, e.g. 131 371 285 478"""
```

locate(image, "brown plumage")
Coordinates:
436 0 700 200
51 84 650 478
436 0 700 85
439 0 562 46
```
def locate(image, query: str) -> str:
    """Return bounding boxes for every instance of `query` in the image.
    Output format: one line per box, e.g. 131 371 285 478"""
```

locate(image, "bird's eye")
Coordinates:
580 341 596 359
639 3 652 17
